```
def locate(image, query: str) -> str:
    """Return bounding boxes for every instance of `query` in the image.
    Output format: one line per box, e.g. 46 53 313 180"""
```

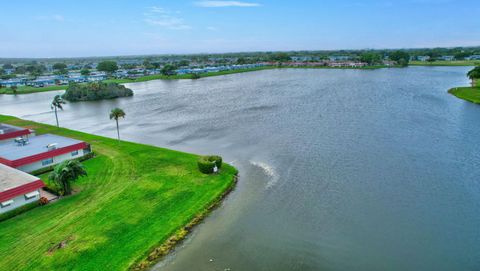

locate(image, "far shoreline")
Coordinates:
0 64 399 95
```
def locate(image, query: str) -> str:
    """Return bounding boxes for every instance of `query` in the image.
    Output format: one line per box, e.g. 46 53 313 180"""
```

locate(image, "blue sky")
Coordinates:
0 0 479 57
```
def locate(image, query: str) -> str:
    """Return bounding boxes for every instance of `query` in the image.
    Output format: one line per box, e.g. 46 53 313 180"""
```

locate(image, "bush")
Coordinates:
39 197 49 205
0 201 40 222
197 155 223 174
63 82 133 102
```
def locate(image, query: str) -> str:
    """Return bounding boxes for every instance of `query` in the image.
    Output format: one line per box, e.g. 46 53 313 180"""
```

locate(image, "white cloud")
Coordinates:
34 14 65 22
206 26 218 31
144 6 191 30
195 1 261 7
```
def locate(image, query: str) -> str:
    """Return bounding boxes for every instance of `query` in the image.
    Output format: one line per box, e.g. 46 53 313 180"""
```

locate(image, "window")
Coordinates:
25 191 39 200
71 150 79 156
42 158 54 166
1 200 13 208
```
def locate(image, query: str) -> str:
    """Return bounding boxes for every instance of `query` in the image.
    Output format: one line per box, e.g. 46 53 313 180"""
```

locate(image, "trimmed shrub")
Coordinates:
197 155 223 174
39 197 49 205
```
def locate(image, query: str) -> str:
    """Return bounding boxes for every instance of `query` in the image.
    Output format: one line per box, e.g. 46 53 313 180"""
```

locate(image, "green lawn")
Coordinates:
0 115 237 271
448 81 480 104
0 85 67 94
410 60 480 66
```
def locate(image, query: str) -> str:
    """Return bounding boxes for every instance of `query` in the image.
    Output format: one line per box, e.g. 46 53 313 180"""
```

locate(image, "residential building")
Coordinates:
0 134 91 173
0 163 44 214
0 123 33 143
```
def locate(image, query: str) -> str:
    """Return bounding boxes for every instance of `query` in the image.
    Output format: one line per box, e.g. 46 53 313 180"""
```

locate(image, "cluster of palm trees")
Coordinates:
48 96 126 196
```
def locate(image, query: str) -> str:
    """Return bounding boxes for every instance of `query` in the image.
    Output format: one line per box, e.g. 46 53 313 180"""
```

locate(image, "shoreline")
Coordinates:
0 115 239 270
131 174 239 271
0 65 396 95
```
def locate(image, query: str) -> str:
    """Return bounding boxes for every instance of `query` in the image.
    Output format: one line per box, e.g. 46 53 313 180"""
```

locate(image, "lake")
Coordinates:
1 66 479 271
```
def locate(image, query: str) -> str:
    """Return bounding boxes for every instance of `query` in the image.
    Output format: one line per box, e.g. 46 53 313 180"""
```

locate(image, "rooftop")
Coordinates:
0 163 40 192
0 123 27 135
0 134 84 161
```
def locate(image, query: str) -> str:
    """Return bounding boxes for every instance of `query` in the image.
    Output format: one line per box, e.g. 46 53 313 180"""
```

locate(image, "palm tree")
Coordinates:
49 160 87 196
51 95 66 127
467 66 480 87
110 108 125 141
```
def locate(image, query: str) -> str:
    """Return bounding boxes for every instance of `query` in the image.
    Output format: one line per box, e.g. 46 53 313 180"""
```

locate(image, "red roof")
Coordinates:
0 179 45 202
0 142 88 168
0 129 30 141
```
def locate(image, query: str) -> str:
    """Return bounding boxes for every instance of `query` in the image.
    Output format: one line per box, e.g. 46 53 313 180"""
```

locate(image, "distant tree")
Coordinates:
49 160 87 196
10 85 18 95
53 63 67 70
54 69 68 76
467 66 480 87
15 66 26 74
191 73 201 79
0 68 4 75
121 63 137 70
360 52 382 65
389 51 410 66
236 57 248 64
2 63 13 69
51 95 66 127
161 64 177 76
97 61 118 75
269 53 291 62
80 69 91 76
110 108 126 141
178 60 190 67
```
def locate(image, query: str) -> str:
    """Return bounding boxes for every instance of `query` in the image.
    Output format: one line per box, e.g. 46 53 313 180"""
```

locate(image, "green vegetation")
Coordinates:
49 160 87 195
0 84 67 94
449 85 480 104
448 67 480 103
0 114 238 271
63 82 133 102
96 60 119 74
0 201 40 223
410 60 480 66
109 107 126 141
467 66 480 86
197 155 223 174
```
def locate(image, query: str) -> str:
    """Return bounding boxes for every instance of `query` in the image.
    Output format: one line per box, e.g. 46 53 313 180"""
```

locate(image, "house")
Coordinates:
0 79 26 88
440 56 455 61
416 56 431 62
0 134 91 173
0 123 33 143
466 55 480 60
329 56 351 61
0 163 44 214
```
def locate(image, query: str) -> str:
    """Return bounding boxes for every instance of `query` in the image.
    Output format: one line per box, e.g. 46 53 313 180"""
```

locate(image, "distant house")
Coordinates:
417 56 431 62
0 163 45 214
0 123 33 143
466 55 480 60
329 56 351 61
0 134 91 173
0 79 26 88
440 56 455 61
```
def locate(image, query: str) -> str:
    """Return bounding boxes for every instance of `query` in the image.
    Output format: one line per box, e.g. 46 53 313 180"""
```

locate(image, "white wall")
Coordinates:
17 148 86 173
0 189 40 214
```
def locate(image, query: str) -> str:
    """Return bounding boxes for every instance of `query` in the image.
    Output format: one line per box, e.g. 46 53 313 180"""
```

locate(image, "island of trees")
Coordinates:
62 81 133 102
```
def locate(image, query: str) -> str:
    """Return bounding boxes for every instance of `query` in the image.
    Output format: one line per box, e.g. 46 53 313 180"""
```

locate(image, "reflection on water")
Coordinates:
1 66 479 271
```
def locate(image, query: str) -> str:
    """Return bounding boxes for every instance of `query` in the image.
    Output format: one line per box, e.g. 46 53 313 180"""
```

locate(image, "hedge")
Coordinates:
197 155 223 174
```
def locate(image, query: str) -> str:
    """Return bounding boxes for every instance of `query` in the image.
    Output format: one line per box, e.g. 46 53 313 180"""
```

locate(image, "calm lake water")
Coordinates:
1 67 479 271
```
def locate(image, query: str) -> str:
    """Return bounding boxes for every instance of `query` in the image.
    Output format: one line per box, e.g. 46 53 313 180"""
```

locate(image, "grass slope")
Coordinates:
0 115 237 271
448 80 480 104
